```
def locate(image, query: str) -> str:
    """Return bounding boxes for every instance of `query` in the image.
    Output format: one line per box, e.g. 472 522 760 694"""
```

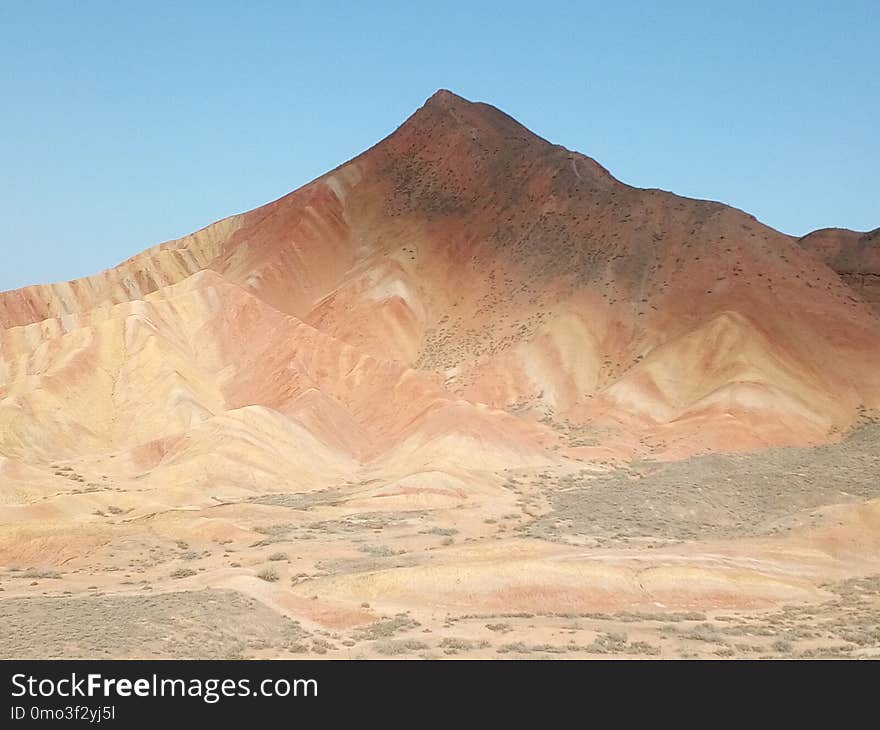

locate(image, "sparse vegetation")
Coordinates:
257 568 279 583
0 590 309 659
440 637 490 653
354 616 421 641
527 424 880 544
170 568 196 579
373 639 430 656
486 623 512 633
358 544 404 557
9 569 63 580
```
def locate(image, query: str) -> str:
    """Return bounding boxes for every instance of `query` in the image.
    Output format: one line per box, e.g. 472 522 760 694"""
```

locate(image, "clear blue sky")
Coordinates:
1 1 877 292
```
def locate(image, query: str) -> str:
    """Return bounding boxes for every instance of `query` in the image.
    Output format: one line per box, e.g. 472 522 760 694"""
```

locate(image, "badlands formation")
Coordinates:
1 90 879 658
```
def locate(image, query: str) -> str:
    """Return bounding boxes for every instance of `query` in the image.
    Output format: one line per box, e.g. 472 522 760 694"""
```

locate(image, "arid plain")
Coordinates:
1 91 878 658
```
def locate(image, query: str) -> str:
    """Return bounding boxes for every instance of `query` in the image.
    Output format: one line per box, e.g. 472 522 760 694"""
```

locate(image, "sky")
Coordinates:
0 1 877 292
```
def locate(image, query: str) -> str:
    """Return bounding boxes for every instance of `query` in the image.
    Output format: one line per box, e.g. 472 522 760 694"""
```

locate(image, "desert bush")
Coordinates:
358 544 404 557
15 569 63 580
496 642 532 654
439 637 490 651
257 568 279 583
486 623 511 633
354 616 420 640
374 639 429 655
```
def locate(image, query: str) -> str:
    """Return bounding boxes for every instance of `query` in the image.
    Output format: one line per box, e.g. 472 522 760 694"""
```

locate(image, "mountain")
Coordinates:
3 90 880 657
2 89 878 483
798 226 880 313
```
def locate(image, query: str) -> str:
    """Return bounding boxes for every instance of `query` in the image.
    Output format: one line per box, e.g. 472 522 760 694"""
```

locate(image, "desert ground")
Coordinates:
1 419 878 659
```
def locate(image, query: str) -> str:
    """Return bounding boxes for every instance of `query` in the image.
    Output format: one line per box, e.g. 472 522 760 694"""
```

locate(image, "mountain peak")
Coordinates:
417 88 494 120
424 88 464 106
406 88 543 144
